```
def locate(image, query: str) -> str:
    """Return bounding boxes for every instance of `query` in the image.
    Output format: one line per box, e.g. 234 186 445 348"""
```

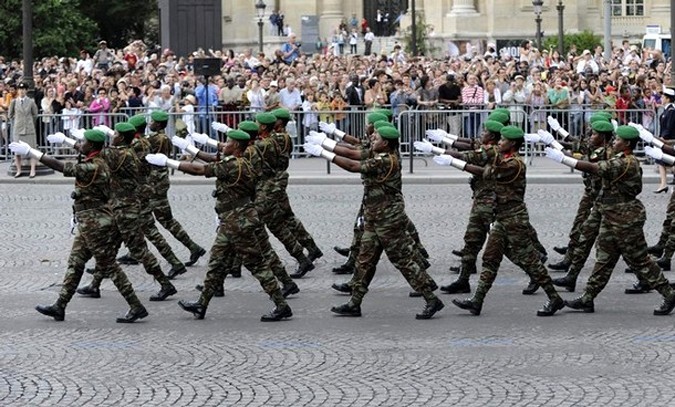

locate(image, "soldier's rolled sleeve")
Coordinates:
63 162 98 178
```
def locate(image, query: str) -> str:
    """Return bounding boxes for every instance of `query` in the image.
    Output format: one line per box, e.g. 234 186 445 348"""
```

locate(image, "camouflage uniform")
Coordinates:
146 129 203 255
349 150 437 306
579 152 674 302
85 142 175 295
654 194 675 253
196 154 287 309
56 154 143 311
470 153 562 305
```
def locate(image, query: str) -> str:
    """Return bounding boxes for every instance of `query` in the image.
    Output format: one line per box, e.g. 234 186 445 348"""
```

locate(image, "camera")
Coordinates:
296 43 302 48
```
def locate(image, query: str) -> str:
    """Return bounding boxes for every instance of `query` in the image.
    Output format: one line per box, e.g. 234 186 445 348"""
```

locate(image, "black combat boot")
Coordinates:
547 259 571 272
552 275 576 292
178 300 206 319
260 304 293 321
451 249 464 257
331 282 352 294
117 253 139 265
409 281 438 297
167 264 188 280
149 284 177 301
330 302 362 316
76 284 101 298
290 258 315 278
116 305 149 323
333 246 350 257
656 256 672 271
553 246 567 255
522 280 540 295
647 245 664 258
536 297 564 316
308 247 324 262
654 295 675 316
184 247 207 267
452 297 483 315
415 298 445 319
440 279 471 294
564 297 594 313
195 284 224 297
281 282 300 298
35 304 65 321
624 281 652 294
332 261 355 275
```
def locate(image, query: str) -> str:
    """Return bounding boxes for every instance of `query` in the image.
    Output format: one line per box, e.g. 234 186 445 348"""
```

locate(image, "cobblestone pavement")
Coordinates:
1 183 675 406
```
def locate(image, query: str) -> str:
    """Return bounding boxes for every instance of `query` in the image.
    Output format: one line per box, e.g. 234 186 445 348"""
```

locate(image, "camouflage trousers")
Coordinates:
458 201 546 282
273 172 320 252
198 205 285 308
149 193 201 253
90 203 171 289
139 201 183 268
58 208 141 309
256 179 307 261
350 202 437 306
473 209 561 304
657 192 675 255
582 206 673 301
562 190 595 263
566 206 602 279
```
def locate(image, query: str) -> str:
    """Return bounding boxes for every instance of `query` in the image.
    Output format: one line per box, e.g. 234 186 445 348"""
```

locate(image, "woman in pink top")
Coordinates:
87 88 111 126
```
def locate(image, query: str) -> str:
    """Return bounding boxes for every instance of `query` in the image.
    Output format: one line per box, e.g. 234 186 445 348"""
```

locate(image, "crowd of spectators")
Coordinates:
0 36 671 150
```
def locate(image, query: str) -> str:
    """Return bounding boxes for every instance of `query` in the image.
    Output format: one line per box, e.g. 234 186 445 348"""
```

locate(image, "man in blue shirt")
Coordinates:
281 34 301 65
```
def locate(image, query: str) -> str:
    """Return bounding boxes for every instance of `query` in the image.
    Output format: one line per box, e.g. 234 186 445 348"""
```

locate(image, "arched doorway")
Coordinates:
363 0 409 37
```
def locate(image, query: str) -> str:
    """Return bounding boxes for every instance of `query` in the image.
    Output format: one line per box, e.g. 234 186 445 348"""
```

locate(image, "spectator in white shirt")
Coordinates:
576 49 599 74
279 78 302 110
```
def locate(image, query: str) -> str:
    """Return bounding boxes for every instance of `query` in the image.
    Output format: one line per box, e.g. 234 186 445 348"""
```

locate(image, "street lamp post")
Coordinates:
532 0 543 51
255 0 266 54
556 0 564 56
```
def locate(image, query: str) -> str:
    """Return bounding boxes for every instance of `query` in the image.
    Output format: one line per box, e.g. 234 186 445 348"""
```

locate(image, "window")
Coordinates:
611 0 644 16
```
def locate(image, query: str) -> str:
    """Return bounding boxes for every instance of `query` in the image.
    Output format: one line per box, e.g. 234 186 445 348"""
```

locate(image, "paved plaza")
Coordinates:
1 159 675 406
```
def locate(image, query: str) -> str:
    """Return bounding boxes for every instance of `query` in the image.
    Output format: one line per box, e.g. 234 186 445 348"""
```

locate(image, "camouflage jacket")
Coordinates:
461 144 499 203
582 145 611 198
204 155 257 216
360 150 403 219
146 130 171 195
596 152 643 224
102 144 146 208
271 130 293 172
484 152 527 219
64 152 111 213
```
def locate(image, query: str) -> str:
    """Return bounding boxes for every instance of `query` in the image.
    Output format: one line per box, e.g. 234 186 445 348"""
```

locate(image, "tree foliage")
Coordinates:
542 30 604 56
401 12 438 57
0 0 158 60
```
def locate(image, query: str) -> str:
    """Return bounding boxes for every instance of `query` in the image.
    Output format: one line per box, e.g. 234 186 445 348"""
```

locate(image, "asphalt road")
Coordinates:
1 182 674 406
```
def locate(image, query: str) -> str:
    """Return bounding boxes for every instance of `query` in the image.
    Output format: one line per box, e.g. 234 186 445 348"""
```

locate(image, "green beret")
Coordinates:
589 114 610 124
615 125 639 140
84 129 106 143
115 122 136 134
128 114 147 129
150 110 169 122
487 111 509 125
500 125 524 140
367 112 388 125
256 112 277 125
373 121 395 129
373 109 393 121
594 111 613 120
493 108 510 117
271 108 291 120
377 125 400 139
227 129 251 141
238 121 259 132
591 120 614 133
484 120 504 134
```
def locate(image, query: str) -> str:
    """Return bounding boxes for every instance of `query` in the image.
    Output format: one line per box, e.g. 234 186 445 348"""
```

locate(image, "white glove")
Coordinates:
524 133 541 143
537 129 564 150
9 141 30 156
611 119 618 131
645 146 664 161
425 129 448 143
171 136 190 151
211 121 231 134
48 132 77 147
414 140 445 155
94 124 114 137
547 116 561 132
145 153 168 167
71 128 85 140
433 154 467 170
190 132 218 148
545 147 578 168
319 121 336 135
628 122 644 132
303 142 335 161
306 130 327 145
544 147 564 163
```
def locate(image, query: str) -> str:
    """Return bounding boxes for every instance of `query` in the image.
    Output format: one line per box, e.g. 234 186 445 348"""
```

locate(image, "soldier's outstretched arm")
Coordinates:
9 141 65 173
303 142 361 172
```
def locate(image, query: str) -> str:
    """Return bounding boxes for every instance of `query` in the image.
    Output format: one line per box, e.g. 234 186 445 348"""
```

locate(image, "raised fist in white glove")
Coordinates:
171 136 190 151
611 119 618 131
319 121 336 135
71 128 85 140
544 147 564 163
547 116 561 132
425 129 447 143
628 122 644 132
537 129 555 145
190 132 210 145
306 130 327 145
524 133 541 143
645 146 664 161
9 141 30 156
145 153 168 167
433 154 455 166
47 132 67 144
94 124 114 137
211 121 231 133
413 140 434 153
303 143 323 157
